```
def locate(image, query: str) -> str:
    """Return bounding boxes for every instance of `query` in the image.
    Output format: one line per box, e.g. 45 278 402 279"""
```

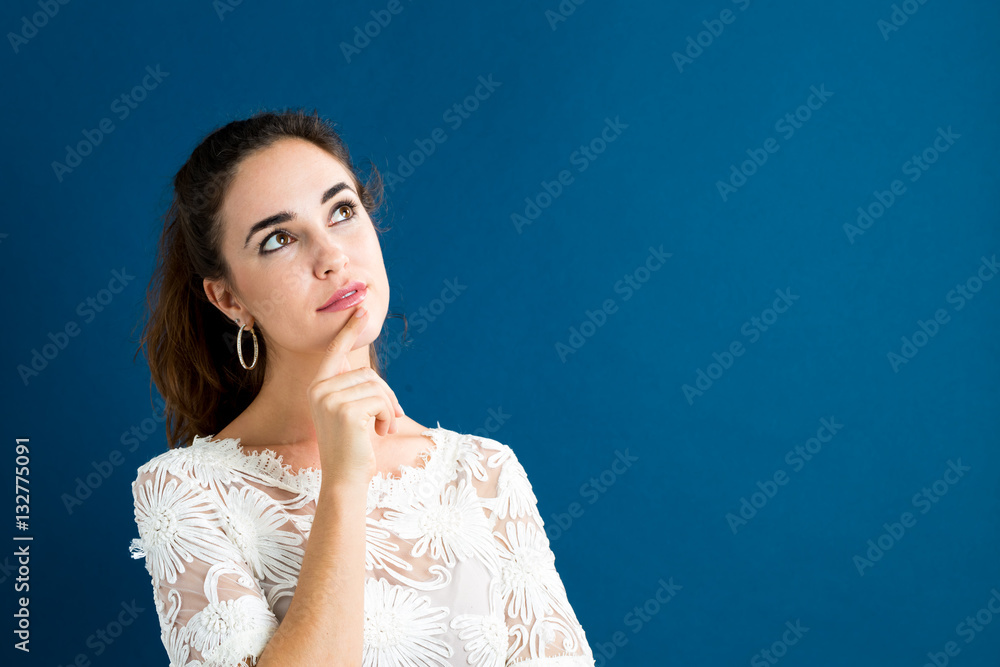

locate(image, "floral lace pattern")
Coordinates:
129 424 595 667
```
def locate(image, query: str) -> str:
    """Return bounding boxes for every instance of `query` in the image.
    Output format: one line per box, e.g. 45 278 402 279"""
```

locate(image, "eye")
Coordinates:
331 199 357 224
257 198 360 255
259 229 294 254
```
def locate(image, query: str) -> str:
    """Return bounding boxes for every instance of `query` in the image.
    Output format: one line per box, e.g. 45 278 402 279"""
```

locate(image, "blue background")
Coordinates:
2 0 998 665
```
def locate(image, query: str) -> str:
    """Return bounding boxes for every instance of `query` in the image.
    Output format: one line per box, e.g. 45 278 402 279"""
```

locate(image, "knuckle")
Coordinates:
321 394 340 413
340 403 362 422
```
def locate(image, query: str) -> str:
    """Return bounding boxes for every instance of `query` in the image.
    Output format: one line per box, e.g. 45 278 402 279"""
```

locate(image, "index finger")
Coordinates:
313 305 369 383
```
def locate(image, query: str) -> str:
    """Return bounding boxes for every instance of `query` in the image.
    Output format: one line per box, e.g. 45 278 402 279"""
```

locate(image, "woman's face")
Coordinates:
204 137 388 365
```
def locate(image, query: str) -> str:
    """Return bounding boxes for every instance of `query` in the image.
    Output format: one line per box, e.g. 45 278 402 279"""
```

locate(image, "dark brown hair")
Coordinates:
133 108 405 450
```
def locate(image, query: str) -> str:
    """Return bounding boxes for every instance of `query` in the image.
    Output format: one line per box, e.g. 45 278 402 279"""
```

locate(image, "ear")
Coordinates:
203 277 253 328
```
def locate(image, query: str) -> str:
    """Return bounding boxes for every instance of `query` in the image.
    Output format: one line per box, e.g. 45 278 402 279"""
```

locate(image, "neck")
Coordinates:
246 343 385 448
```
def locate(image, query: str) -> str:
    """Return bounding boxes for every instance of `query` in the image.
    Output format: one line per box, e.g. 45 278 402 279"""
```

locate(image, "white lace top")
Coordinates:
128 423 595 667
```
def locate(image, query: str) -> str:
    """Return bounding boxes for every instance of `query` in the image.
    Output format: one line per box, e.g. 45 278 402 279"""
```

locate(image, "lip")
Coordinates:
317 281 367 312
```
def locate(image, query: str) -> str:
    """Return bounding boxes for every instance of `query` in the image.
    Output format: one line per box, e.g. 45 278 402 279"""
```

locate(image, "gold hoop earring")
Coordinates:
236 320 258 370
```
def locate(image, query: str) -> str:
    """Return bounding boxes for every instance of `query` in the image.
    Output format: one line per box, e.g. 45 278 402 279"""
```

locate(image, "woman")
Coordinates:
127 109 595 667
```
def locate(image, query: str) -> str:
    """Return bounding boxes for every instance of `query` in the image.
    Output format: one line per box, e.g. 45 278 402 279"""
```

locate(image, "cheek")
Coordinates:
248 266 311 318
361 229 386 269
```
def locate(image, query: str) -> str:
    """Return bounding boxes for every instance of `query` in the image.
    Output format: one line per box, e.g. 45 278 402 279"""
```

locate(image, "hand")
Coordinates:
306 305 405 487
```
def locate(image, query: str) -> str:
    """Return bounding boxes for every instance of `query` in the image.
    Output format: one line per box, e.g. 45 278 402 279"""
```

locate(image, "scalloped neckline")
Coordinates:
194 425 448 494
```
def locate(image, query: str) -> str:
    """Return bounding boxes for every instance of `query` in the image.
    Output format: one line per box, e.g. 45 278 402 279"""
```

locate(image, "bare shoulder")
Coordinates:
401 416 431 435
213 421 245 444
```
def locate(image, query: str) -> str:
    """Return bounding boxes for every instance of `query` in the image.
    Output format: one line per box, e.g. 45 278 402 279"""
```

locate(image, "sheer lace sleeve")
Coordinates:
128 459 279 667
479 439 596 667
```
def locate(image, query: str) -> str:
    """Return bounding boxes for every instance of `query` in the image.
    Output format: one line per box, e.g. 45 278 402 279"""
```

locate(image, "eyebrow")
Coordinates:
243 182 356 249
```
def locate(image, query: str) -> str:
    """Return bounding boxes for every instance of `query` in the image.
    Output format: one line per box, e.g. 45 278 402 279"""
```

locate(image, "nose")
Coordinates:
312 234 348 279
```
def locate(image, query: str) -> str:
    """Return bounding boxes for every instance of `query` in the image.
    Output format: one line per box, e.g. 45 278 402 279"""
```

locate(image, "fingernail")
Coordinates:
354 307 367 318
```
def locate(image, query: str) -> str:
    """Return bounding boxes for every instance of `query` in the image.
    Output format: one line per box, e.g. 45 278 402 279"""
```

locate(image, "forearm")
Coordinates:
256 480 369 667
